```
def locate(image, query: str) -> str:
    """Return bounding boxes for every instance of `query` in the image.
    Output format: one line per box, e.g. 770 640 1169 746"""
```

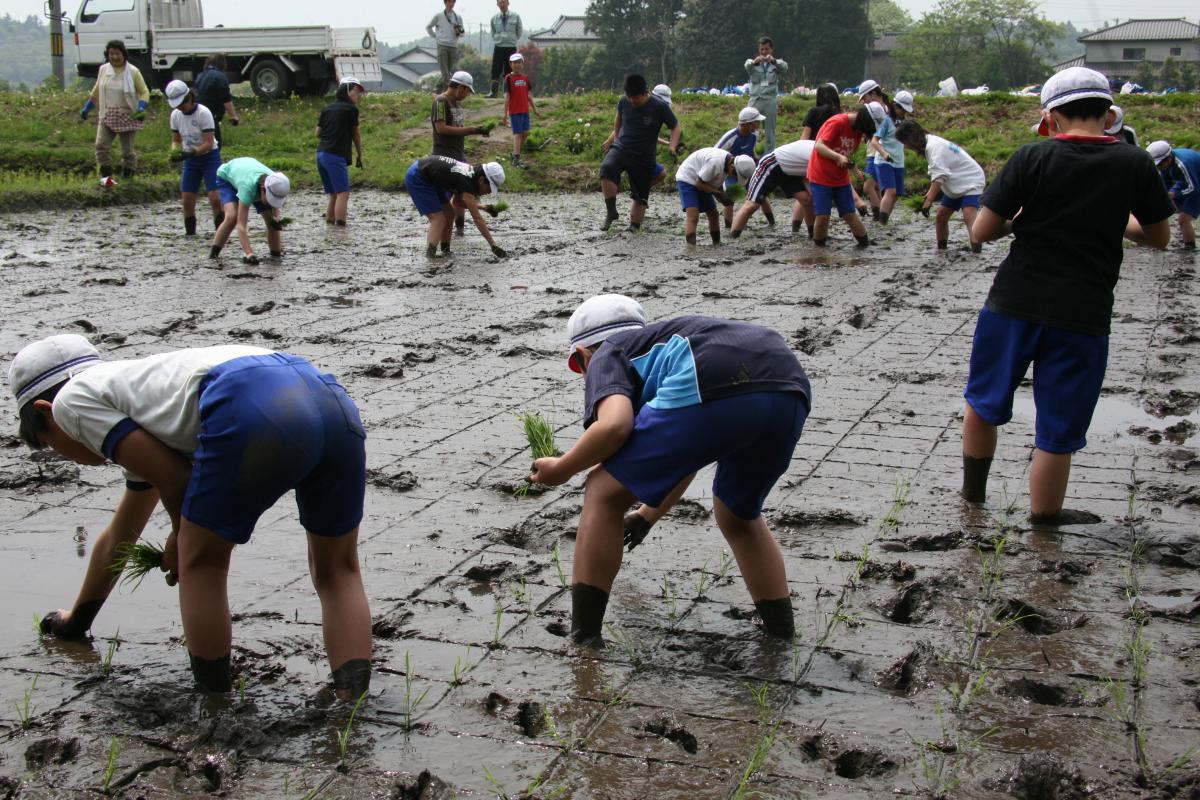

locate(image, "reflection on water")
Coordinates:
1012 396 1200 446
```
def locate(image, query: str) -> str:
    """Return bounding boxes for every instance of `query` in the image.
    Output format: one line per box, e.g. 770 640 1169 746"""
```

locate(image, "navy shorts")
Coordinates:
317 150 350 194
677 180 717 212
405 161 450 216
865 155 876 181
963 307 1109 454
874 162 905 195
600 147 654 205
181 149 221 195
1175 190 1200 218
510 112 530 134
604 391 809 521
940 193 981 211
810 182 856 216
182 353 367 544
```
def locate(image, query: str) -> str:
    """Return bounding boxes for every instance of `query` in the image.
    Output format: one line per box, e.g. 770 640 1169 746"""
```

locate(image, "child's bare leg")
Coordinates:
813 214 830 243
880 187 897 216
731 201 759 237
177 519 235 690
182 192 197 221
684 207 699 244
1179 213 1196 245
963 205 981 251
515 132 528 154
206 190 222 221
334 191 350 223
630 200 648 227
713 497 792 637
961 402 997 502
426 211 446 246
307 528 372 699
325 195 336 222
1029 449 1072 520
935 205 953 247
210 201 238 252
864 177 880 209
845 211 868 239
705 208 721 244
571 466 636 643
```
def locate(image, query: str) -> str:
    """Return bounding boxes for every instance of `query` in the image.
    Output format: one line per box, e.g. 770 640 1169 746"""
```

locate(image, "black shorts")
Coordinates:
600 147 655 205
747 157 807 204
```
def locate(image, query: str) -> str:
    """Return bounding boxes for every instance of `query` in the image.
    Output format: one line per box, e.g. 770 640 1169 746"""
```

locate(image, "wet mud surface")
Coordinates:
0 192 1198 797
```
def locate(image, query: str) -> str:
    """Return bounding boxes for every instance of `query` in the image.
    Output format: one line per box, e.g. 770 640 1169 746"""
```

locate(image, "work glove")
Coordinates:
490 244 507 258
242 254 260 265
133 100 147 121
623 513 653 551
80 99 95 120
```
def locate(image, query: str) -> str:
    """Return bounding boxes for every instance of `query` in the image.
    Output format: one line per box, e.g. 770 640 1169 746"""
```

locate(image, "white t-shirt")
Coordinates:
771 140 815 176
925 135 985 198
169 103 217 152
52 345 272 480
676 147 730 187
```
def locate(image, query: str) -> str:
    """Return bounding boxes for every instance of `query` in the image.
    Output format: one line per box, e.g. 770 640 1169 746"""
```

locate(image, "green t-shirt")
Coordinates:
217 157 272 205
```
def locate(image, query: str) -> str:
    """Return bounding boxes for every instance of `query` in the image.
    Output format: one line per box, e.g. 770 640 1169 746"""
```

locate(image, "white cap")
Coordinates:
733 154 755 184
738 106 766 124
566 294 646 372
450 70 475 92
165 79 190 108
1041 66 1111 112
865 101 887 126
263 172 290 209
509 52 524 62
652 83 672 105
1147 140 1172 165
339 75 366 91
9 334 102 408
857 79 880 98
894 90 914 113
1105 104 1125 135
482 161 505 197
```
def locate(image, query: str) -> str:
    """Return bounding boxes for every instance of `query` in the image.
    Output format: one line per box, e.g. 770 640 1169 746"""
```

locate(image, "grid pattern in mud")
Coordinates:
0 193 1198 798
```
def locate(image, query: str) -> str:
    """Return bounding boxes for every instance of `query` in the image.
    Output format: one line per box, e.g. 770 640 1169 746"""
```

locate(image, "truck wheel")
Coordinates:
249 59 292 100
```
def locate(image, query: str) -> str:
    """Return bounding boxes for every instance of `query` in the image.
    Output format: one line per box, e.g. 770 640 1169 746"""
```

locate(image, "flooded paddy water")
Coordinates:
0 190 1197 798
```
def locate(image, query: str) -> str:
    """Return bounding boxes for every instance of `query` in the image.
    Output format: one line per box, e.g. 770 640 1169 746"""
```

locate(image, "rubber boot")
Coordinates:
855 234 870 248
937 240 948 250
184 216 197 236
763 211 776 226
570 583 609 647
331 658 371 700
601 197 619 231
871 206 880 221
961 455 992 503
685 232 697 245
792 219 801 233
813 238 827 247
710 228 720 245
190 652 232 692
754 597 795 639
970 242 983 253
879 211 890 225
213 211 225 229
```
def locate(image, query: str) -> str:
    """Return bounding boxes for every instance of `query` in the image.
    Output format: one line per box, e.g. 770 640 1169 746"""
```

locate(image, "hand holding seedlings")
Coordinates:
516 412 561 495
109 540 169 589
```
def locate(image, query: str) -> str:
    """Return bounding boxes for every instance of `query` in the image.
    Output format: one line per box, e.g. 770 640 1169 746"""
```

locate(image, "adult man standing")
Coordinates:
426 0 465 90
193 54 240 149
744 36 788 153
487 0 523 98
431 71 493 232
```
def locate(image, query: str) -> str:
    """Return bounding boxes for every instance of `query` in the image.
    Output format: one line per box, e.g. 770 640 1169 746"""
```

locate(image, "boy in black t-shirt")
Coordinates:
527 295 812 645
403 155 508 259
316 76 366 226
961 67 1173 524
599 74 681 232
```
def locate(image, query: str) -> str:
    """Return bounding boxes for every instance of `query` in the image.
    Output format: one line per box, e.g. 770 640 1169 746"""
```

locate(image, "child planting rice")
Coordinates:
514 411 558 497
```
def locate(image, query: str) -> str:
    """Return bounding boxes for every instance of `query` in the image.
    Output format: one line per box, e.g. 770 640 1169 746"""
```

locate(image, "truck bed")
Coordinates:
152 25 374 57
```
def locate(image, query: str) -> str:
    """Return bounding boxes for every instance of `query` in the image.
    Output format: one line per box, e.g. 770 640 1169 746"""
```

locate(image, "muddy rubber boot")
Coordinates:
426 244 438 258
100 164 113 179
601 197 619 231
763 211 776 226
1030 509 1103 527
1183 240 1196 250
792 219 801 233
269 249 283 259
623 513 653 551
628 222 642 232
813 238 827 247
879 211 890 225
336 220 346 227
440 241 451 255
710 229 720 245
190 652 232 692
855 234 870 248
570 583 609 647
209 245 222 259
937 240 948 250
213 211 225 229
961 455 992 503
725 217 732 229
970 242 982 253
455 217 465 236
685 232 697 245
731 228 743 239
331 658 371 700
754 597 795 639
871 206 880 221
807 225 814 239
184 216 197 236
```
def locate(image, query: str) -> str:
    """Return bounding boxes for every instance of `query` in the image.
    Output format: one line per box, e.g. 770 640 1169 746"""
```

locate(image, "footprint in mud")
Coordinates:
1002 598 1087 636
637 711 699 754
484 692 545 737
356 360 405 379
833 748 899 779
1036 559 1094 584
367 468 418 492
770 507 866 528
25 736 81 768
844 305 881 330
1141 482 1200 508
876 640 935 696
372 608 415 640
464 560 514 582
879 529 965 552
487 320 548 334
791 326 840 354
882 582 937 624
459 332 500 345
994 752 1088 800
493 505 580 550
246 300 275 315
0 459 80 490
670 498 711 520
998 678 1086 707
499 344 558 358
1141 389 1200 417
858 559 916 582
392 770 457 800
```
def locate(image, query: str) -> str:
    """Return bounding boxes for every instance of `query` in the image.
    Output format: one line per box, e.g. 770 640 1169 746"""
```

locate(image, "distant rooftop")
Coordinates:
1078 18 1200 42
528 15 597 42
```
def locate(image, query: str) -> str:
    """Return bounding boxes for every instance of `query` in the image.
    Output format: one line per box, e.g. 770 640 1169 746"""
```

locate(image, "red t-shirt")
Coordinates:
806 113 863 187
504 73 531 115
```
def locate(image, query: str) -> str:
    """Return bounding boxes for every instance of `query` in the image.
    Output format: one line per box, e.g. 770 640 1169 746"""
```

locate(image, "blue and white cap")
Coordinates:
1036 66 1111 136
566 294 646 373
8 334 102 408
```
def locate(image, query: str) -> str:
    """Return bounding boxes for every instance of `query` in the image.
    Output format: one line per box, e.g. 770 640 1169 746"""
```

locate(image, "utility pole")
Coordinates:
49 0 66 89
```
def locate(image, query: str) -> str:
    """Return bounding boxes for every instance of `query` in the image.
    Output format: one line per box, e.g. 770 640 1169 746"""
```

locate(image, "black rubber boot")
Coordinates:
99 165 113 178
731 228 743 239
763 211 776 226
855 234 870 248
184 216 197 236
570 583 609 647
601 197 619 231
190 653 232 692
792 219 801 233
1183 240 1196 250
813 238 827 247
213 211 225 229
685 232 697 245
807 225 814 239
628 222 642 232
725 217 732 229
269 249 283 258
426 244 438 258
871 206 880 221
336 219 346 226
961 455 992 503
710 229 720 245
331 658 371 700
754 597 795 639
440 241 451 255
970 242 982 253
209 245 222 259
879 211 890 225
937 240 949 250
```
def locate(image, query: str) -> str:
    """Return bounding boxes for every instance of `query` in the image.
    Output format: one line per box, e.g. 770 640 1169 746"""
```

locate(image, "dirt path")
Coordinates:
0 194 1197 798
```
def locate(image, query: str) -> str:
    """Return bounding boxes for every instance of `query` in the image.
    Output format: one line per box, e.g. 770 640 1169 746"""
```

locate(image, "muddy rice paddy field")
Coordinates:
0 191 1197 799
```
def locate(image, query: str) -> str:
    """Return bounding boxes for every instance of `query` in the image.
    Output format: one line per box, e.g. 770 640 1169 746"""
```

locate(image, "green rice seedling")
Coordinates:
604 623 645 667
15 674 37 727
451 645 474 687
731 718 781 800
109 540 165 589
101 630 120 676
491 200 509 213
512 576 533 615
694 560 711 599
336 688 368 762
660 576 678 625
237 676 247 703
32 612 41 635
717 548 735 582
513 411 559 497
493 600 505 645
403 650 429 733
551 541 568 587
874 475 912 532
725 183 747 204
101 736 120 794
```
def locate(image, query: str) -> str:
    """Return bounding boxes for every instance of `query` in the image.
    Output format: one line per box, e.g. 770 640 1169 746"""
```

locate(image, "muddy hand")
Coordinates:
920 205 931 218
530 456 569 486
623 513 653 552
161 530 179 586
40 609 87 640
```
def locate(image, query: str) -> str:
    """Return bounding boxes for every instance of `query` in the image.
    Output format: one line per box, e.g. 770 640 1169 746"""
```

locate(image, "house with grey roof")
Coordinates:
381 45 439 91
528 16 598 49
1060 18 1199 80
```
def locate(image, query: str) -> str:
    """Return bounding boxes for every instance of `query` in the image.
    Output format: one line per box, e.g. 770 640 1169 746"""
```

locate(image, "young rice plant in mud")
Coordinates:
910 702 997 799
15 673 37 728
483 764 568 800
336 688 369 764
550 541 568 588
101 630 121 676
101 736 120 794
403 650 430 733
514 411 559 497
109 540 165 589
493 599 506 646
604 623 646 667
451 645 474 687
660 576 679 627
542 703 582 753
731 683 782 800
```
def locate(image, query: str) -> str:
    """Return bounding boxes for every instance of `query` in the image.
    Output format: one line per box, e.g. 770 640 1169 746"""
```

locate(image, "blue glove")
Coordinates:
80 99 95 120
137 99 147 112
133 99 147 121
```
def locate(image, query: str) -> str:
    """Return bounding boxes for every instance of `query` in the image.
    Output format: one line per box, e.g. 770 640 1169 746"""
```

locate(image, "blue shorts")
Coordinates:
865 156 876 181
510 112 530 134
405 161 450 216
940 194 981 211
1175 190 1200 218
874 162 905 195
963 308 1109 454
182 353 367 544
809 182 856 217
214 175 270 214
181 149 221 195
317 149 351 194
604 391 808 521
677 181 717 213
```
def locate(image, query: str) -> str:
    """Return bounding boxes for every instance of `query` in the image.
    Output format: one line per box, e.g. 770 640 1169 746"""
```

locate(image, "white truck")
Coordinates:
70 0 381 98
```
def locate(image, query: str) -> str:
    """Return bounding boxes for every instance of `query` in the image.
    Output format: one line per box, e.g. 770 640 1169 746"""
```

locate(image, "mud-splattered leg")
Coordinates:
307 527 372 700
178 519 234 691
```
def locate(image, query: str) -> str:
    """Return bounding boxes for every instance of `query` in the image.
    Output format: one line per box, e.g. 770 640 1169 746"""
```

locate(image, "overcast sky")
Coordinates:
4 0 1197 46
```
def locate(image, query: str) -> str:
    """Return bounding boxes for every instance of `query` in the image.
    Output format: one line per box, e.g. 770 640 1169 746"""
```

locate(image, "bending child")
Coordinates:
895 120 986 252
209 156 290 263
1147 140 1199 250
674 147 755 245
732 139 814 239
806 105 878 247
9 335 372 697
716 107 773 228
404 155 507 259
